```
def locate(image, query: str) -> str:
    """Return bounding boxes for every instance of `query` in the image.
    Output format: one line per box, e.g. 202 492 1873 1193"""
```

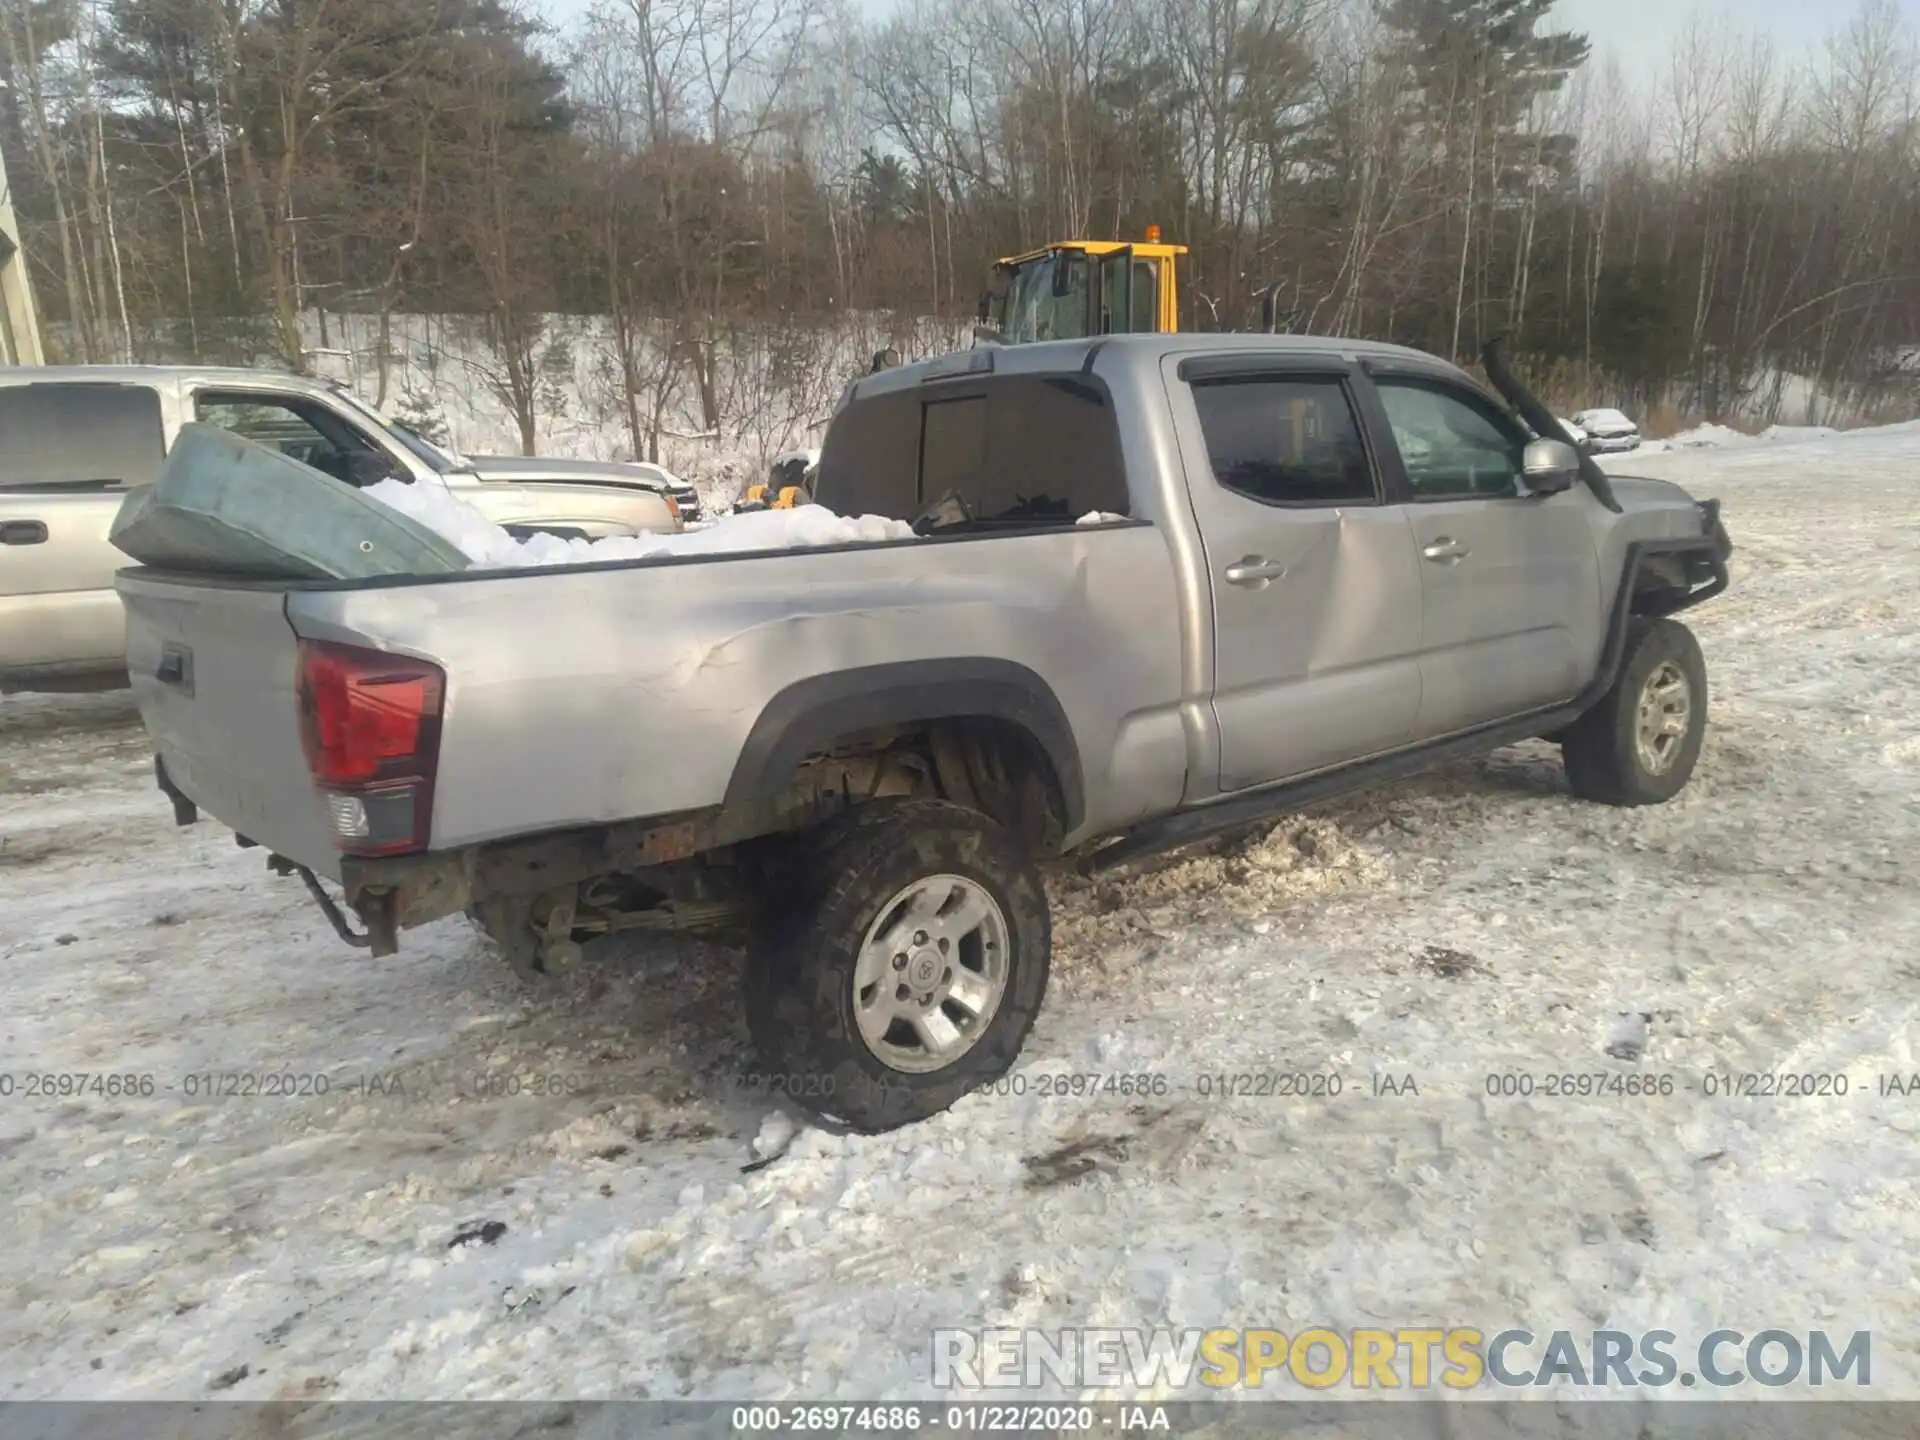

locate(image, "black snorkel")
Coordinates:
1481 335 1623 513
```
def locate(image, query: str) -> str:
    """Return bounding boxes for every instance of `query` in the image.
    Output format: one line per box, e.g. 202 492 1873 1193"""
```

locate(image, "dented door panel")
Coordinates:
1206 505 1422 790
1160 354 1424 794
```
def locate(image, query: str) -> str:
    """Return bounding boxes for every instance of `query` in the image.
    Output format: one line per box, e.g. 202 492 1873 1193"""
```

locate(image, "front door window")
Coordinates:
1374 381 1525 499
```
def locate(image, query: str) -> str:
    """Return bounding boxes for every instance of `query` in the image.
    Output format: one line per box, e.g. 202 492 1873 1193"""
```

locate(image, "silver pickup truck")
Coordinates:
0 365 693 693
119 333 1731 1132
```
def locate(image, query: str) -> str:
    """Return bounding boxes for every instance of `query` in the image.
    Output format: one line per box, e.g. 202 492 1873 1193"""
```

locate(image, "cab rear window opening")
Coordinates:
814 374 1132 528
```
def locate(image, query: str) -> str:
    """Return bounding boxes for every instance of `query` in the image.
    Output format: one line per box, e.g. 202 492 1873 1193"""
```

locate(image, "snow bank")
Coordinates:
1646 421 1846 455
1659 422 1753 450
1756 423 1840 444
361 478 914 570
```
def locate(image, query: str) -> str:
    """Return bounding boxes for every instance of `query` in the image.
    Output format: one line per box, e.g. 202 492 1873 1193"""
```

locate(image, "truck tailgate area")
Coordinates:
118 569 341 877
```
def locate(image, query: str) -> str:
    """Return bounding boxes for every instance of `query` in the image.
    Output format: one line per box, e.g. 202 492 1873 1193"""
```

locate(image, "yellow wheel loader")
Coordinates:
976 229 1187 344
974 229 1296 343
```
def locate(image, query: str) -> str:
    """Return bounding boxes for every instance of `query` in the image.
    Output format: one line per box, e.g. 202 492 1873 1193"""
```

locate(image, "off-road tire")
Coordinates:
745 798 1051 1133
1561 617 1708 806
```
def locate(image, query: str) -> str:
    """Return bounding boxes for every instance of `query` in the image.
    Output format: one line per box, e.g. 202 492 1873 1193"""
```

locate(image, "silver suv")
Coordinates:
0 366 690 693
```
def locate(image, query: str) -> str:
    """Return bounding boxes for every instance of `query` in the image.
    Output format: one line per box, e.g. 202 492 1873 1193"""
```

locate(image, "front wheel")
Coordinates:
745 799 1051 1133
1561 617 1708 806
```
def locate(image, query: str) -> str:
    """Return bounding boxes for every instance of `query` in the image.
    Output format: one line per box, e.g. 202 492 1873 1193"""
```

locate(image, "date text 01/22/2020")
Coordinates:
0 1071 358 1101
729 1405 1172 1433
0 1070 559 1102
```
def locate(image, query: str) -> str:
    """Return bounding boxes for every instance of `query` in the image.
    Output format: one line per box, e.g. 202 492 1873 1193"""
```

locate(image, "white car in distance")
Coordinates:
1572 407 1642 454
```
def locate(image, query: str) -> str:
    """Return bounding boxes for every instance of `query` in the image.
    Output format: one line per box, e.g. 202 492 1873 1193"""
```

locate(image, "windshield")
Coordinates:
326 384 462 473
385 417 462 472
998 253 1091 344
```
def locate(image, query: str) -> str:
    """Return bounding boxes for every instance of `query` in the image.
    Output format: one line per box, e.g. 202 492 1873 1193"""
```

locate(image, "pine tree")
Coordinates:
1377 0 1590 354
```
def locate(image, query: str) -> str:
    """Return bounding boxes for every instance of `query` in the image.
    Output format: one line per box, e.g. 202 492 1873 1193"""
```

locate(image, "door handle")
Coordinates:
1224 555 1287 588
0 520 49 546
1422 537 1469 563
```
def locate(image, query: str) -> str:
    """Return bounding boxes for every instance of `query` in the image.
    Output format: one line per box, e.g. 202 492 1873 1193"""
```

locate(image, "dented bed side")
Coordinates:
124 514 1195 899
283 522 1192 857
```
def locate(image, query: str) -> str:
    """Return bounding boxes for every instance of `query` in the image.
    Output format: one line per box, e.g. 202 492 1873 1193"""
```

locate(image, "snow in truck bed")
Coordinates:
361 477 914 568
2 425 1917 1404
362 475 1128 568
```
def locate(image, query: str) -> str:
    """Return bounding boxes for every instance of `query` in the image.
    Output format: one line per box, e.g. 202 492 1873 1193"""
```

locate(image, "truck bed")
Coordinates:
119 523 1191 881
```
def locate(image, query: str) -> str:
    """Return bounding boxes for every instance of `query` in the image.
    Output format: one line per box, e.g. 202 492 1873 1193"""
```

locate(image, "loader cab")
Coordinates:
980 233 1186 346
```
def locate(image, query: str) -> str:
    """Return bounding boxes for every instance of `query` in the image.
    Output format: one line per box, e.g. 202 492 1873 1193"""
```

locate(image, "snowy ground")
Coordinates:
1 425 1916 1407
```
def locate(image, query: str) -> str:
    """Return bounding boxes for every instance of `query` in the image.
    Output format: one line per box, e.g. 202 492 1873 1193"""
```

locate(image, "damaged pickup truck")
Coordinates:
120 334 1732 1132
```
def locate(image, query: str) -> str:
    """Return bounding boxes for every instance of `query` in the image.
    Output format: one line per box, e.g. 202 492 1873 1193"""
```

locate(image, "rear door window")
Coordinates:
1189 375 1376 505
0 383 166 490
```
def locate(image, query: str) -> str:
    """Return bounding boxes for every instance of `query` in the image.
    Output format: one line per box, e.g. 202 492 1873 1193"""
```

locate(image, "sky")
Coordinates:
1548 0 1919 90
537 0 1920 92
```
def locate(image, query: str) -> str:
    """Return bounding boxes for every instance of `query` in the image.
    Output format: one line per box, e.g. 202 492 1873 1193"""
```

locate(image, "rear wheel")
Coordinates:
1561 618 1708 806
745 799 1051 1132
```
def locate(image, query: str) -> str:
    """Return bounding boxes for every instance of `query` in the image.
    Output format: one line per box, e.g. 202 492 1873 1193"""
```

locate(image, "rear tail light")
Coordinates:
296 640 444 857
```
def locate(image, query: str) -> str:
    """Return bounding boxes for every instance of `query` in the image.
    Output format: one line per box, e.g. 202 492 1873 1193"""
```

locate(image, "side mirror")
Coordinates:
869 347 900 374
976 291 993 323
1519 438 1580 496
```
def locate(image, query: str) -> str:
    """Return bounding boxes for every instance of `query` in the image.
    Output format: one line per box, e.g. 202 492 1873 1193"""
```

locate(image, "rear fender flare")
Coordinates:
723 659 1085 833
